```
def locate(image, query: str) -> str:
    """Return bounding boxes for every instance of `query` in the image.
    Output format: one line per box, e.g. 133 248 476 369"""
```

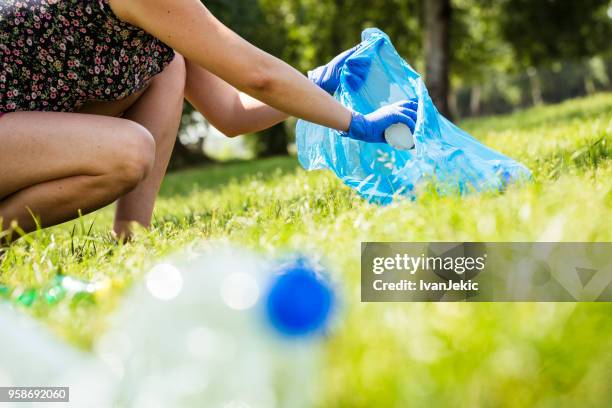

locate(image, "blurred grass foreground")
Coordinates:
1 93 612 407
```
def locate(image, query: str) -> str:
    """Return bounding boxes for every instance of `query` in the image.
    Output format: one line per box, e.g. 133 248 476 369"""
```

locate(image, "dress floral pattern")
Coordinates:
0 0 175 112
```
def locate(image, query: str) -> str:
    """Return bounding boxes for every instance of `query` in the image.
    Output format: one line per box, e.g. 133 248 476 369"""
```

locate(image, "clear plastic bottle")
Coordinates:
104 244 335 408
0 244 335 408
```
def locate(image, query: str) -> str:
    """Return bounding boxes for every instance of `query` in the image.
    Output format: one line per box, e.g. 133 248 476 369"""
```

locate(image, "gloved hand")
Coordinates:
343 100 418 144
308 45 369 94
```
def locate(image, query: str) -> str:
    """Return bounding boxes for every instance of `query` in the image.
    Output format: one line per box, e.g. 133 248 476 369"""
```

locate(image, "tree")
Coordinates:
424 0 452 118
171 0 291 162
258 0 421 72
449 0 513 115
499 0 612 105
500 0 612 67
255 0 421 155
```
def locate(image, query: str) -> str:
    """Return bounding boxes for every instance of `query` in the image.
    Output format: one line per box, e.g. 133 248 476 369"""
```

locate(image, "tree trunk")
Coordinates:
424 0 452 118
470 85 482 116
168 139 211 171
526 67 543 106
448 90 459 119
258 123 289 157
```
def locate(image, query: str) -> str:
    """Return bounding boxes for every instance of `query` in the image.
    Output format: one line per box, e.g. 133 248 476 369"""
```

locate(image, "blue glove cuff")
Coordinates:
308 66 336 94
343 111 368 141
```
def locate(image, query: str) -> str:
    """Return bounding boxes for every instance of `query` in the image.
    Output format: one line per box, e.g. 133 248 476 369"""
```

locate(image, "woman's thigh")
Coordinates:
77 53 184 119
0 111 154 199
77 87 148 118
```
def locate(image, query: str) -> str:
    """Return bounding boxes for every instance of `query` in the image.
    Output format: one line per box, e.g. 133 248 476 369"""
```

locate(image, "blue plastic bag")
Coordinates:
296 28 531 204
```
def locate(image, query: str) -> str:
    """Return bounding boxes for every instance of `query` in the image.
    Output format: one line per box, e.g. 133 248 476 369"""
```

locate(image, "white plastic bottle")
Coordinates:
385 123 415 151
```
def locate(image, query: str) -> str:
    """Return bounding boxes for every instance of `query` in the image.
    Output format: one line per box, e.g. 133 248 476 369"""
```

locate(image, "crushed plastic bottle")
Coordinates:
297 28 532 204
107 245 335 407
0 274 103 308
0 283 10 298
0 244 336 407
15 289 37 307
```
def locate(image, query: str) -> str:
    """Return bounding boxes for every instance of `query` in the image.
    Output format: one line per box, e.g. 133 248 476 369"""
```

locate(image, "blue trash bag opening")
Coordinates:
296 28 532 205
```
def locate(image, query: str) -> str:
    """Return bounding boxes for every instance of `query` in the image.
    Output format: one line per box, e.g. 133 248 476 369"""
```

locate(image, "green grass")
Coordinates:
2 93 612 407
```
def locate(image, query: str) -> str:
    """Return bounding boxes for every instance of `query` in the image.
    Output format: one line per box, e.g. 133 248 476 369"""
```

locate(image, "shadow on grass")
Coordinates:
159 156 300 198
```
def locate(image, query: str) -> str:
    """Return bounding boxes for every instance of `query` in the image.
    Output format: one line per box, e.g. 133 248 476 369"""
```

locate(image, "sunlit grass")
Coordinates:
1 93 611 407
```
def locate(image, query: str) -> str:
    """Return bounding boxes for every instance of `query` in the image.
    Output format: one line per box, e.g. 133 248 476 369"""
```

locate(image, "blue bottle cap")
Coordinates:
265 265 334 337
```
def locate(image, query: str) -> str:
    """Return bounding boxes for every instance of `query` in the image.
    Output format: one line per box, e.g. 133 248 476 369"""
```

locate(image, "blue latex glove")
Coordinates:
308 46 370 94
343 100 418 144
343 53 372 92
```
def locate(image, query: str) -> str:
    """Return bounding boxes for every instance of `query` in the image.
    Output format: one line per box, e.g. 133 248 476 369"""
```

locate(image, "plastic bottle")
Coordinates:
43 275 100 305
0 275 101 308
384 123 415 151
0 244 335 408
105 244 335 408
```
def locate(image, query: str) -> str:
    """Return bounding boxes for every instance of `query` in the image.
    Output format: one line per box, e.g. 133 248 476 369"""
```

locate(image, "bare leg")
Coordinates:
0 112 155 243
113 54 186 238
0 54 185 244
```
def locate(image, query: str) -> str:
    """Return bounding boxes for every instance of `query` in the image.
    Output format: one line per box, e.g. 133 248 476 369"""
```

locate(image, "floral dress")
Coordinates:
0 0 175 114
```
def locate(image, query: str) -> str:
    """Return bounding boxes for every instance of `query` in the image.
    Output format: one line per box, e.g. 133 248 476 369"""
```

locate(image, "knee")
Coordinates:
111 122 156 191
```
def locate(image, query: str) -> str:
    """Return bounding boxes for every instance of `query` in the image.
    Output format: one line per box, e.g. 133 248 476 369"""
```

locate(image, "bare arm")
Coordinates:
109 0 351 131
185 60 288 137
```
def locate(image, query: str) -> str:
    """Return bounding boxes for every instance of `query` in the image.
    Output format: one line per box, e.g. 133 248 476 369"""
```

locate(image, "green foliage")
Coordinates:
451 0 513 84
499 0 612 68
178 1 612 164
204 0 280 53
257 0 421 72
2 93 612 406
202 0 612 81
